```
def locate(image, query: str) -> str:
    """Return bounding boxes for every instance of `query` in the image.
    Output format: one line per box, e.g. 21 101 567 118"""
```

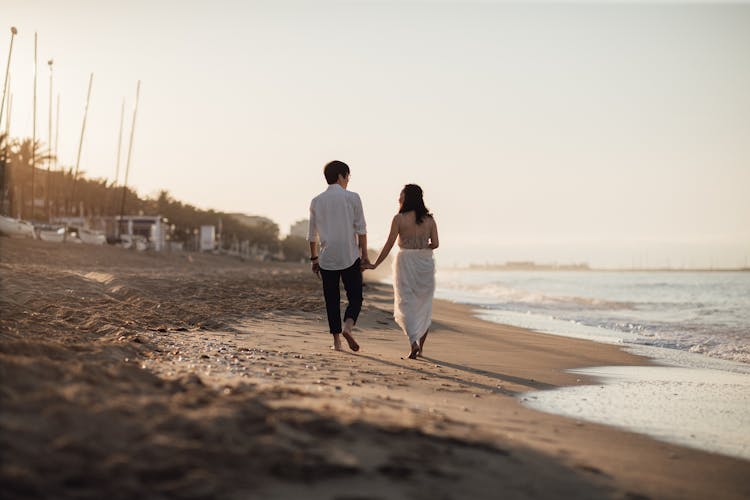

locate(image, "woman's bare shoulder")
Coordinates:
391 213 403 229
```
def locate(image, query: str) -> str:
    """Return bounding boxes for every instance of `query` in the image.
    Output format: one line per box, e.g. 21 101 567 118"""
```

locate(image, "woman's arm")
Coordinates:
428 217 439 250
372 215 400 268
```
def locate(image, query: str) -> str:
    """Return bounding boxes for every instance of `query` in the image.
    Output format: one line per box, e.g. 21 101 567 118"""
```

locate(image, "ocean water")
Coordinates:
435 270 750 459
522 363 750 460
436 270 750 364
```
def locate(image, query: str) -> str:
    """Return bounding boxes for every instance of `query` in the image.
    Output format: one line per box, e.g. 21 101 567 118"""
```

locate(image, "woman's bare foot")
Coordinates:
418 330 429 356
342 331 360 352
408 341 420 359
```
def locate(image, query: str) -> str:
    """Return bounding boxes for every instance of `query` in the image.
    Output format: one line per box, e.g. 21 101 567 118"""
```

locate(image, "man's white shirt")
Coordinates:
308 184 367 271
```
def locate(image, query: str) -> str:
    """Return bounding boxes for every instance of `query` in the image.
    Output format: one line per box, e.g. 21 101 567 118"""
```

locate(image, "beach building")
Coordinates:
200 225 216 252
115 215 167 251
49 215 168 250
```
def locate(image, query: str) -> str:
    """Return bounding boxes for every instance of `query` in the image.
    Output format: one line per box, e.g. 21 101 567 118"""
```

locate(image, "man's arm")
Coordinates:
309 241 320 277
353 193 368 263
358 233 368 264
309 241 318 259
308 202 320 277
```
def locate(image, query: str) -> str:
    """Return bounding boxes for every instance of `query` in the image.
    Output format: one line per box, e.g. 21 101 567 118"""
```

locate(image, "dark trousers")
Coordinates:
320 258 363 335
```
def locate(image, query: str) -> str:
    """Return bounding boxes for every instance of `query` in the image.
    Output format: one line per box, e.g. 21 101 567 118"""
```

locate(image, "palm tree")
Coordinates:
4 138 52 219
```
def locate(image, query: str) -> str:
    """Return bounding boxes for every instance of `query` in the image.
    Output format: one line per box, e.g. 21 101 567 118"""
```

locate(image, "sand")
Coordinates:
1 237 748 499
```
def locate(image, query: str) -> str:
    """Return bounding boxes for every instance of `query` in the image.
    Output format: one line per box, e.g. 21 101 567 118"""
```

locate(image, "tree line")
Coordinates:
0 134 309 260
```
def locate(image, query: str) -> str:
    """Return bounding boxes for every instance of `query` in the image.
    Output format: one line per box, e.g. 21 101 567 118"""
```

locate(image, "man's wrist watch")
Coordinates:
310 256 319 262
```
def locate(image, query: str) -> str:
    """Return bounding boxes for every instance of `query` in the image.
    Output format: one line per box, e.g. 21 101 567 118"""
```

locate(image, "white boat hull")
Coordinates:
78 228 106 245
0 215 36 238
120 234 149 250
38 228 66 242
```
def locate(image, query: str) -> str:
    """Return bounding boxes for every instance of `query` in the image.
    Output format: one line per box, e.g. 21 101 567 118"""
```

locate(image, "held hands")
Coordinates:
312 258 374 276
360 260 377 271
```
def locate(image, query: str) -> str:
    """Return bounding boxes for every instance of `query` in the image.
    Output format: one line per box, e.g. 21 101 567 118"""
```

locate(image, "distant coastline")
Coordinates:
453 261 750 272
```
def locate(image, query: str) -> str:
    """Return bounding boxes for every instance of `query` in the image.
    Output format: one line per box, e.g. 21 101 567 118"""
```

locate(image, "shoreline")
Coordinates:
2 237 749 499
452 266 750 273
431 280 750 461
364 286 750 496
442 292 750 373
433 268 750 366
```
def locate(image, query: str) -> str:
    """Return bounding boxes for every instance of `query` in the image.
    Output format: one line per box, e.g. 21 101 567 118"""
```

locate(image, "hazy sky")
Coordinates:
3 1 749 267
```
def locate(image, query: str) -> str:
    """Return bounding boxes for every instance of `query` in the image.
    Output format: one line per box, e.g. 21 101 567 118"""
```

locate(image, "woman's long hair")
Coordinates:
399 184 432 225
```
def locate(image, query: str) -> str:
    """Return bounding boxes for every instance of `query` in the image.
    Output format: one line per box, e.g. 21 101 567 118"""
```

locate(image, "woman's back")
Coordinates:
397 211 433 249
368 184 438 358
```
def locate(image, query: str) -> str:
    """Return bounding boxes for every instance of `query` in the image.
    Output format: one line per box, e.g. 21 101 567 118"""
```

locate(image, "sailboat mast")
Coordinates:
3 93 9 143
54 93 59 215
0 27 17 131
31 33 37 220
119 80 140 220
69 72 93 214
2 92 11 215
46 59 53 220
114 98 125 185
54 93 59 169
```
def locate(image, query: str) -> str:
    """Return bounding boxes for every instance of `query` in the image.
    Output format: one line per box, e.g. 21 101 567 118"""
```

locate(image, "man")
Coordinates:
308 160 369 351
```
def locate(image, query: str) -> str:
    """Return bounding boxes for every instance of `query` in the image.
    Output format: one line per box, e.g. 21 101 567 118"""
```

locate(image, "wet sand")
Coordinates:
1 237 748 499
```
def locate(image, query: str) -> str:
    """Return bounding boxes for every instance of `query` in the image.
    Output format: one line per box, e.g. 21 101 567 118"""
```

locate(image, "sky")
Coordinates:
3 0 749 268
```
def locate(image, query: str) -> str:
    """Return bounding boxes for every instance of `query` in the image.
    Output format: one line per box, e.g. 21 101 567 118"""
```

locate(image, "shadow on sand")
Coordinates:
350 351 555 396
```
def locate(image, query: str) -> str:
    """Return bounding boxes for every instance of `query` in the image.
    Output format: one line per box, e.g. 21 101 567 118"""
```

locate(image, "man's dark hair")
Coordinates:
323 160 350 185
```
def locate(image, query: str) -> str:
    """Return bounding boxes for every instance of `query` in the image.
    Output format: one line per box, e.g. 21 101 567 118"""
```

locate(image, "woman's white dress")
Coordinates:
392 248 435 344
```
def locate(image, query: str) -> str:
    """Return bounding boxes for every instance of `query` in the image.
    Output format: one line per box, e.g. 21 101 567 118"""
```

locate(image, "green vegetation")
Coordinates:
0 135 287 256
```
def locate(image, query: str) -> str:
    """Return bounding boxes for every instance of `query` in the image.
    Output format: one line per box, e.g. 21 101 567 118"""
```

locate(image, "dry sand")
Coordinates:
1 237 748 499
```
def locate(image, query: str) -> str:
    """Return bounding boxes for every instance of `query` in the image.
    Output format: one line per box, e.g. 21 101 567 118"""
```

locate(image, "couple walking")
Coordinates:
307 160 440 359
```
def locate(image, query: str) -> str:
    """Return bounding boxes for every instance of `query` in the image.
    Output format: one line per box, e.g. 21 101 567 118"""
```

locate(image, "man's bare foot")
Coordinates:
331 334 343 351
341 331 360 352
341 318 360 352
418 330 429 356
408 341 420 359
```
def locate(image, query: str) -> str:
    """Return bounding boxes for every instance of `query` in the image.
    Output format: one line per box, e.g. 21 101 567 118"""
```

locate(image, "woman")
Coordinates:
365 184 439 359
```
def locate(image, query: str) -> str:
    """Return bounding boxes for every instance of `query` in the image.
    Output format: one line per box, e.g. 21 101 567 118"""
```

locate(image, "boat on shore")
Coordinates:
37 226 66 242
0 215 36 238
120 233 149 251
77 228 107 245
